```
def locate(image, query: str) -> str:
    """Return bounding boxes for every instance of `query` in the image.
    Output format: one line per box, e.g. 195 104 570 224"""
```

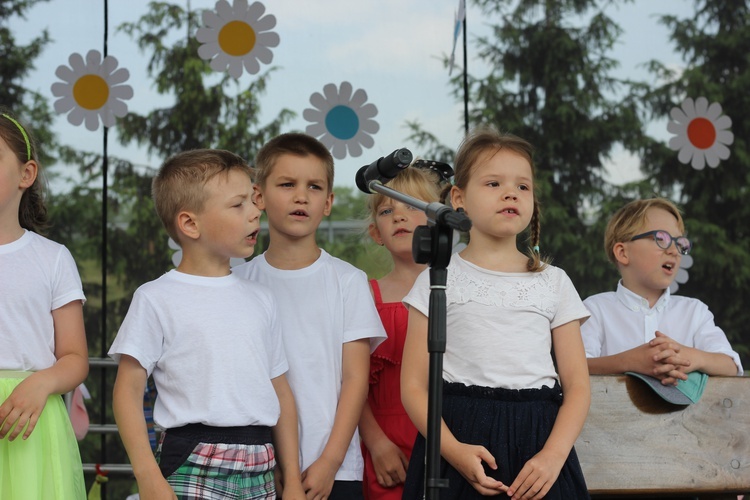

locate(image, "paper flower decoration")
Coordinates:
196 0 279 79
669 254 693 295
667 97 733 170
304 82 379 160
51 50 133 131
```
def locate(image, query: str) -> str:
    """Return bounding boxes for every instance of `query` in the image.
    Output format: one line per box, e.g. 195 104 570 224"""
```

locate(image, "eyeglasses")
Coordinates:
630 230 692 255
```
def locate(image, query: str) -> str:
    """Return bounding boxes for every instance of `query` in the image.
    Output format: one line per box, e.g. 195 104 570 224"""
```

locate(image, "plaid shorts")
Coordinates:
156 424 276 499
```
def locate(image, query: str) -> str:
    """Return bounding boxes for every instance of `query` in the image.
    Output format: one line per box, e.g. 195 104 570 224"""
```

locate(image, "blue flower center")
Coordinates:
325 105 359 140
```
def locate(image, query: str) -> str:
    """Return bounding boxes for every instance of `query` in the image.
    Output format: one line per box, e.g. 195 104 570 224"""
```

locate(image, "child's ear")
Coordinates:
252 184 266 210
323 191 334 217
449 186 464 212
368 222 383 246
612 242 629 266
19 161 38 189
176 211 200 241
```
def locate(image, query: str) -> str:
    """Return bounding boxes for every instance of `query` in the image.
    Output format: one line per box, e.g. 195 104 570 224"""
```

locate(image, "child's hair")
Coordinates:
448 127 544 272
253 133 334 192
366 164 445 222
0 110 48 233
603 197 686 265
152 149 252 242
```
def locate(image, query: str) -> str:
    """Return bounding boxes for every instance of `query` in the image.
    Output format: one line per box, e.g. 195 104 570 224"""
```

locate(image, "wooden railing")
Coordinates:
577 375 750 498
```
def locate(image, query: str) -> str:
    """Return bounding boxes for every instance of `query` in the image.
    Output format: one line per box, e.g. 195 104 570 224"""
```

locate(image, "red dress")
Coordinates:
362 280 419 500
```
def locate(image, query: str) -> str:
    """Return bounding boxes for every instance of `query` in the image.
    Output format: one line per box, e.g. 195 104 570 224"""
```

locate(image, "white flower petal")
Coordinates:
198 43 221 60
360 119 379 135
694 96 709 116
681 97 696 117
680 255 693 269
216 0 234 21
347 141 363 158
306 122 328 137
108 98 129 118
322 83 339 103
196 27 217 44
210 54 231 72
669 136 687 151
51 81 72 98
713 142 730 160
54 95 76 113
256 31 280 48
350 88 368 108
228 59 244 79
675 267 689 285
338 82 353 103
100 108 117 128
358 133 375 149
714 115 732 131
201 10 222 30
255 14 277 32
716 130 734 147
108 67 130 85
706 101 723 120
677 145 694 164
690 150 706 170
101 56 118 76
331 142 348 160
309 92 328 111
55 65 77 83
110 84 134 100
703 148 720 168
67 107 86 126
358 103 378 120
242 57 260 76
84 111 100 131
85 50 102 72
253 46 274 65
670 106 688 124
303 108 324 122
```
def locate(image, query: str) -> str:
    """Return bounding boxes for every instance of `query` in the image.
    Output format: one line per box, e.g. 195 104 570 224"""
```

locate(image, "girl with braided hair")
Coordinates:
401 127 591 499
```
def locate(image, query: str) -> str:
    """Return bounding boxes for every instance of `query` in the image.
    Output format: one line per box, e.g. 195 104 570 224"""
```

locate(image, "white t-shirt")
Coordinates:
0 230 86 371
108 270 288 429
581 281 744 375
233 250 386 481
403 254 590 390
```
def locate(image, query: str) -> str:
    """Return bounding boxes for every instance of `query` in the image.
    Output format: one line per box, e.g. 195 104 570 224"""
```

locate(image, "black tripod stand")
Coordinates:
363 179 471 500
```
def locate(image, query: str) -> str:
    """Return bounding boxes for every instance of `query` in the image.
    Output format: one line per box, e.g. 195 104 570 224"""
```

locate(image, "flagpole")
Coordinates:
462 5 468 136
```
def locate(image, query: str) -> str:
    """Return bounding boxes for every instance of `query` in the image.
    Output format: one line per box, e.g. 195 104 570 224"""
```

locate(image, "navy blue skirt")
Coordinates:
402 381 589 499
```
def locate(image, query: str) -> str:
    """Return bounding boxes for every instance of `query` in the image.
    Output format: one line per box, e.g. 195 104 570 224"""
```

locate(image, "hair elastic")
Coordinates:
1 113 31 161
532 245 540 253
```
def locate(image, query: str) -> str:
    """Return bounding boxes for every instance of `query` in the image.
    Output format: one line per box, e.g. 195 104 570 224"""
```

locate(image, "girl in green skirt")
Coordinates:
0 110 88 499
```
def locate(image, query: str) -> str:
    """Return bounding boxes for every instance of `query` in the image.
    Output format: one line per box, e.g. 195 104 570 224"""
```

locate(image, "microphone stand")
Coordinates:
366 180 471 500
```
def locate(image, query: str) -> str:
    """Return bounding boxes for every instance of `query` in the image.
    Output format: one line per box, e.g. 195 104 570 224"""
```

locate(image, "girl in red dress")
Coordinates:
359 163 450 499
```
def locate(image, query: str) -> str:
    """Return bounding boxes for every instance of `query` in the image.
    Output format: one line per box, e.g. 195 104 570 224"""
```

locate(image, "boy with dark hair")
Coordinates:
234 133 386 499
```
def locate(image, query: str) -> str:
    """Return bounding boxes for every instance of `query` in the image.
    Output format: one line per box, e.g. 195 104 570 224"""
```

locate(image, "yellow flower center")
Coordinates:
218 21 256 56
73 75 110 110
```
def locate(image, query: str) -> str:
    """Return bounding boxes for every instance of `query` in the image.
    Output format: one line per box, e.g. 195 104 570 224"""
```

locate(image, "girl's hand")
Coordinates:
0 374 51 441
369 435 409 487
447 442 508 496
301 455 338 500
506 449 564 500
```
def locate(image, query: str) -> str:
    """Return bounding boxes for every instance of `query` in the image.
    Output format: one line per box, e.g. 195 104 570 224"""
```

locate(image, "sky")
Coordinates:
11 0 689 191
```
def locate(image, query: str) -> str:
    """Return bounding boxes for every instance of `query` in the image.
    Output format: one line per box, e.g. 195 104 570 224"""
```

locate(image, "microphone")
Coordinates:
355 148 413 194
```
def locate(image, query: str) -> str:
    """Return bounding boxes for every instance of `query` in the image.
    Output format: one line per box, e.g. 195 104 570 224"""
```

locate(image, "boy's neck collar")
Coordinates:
616 280 670 311
264 244 322 270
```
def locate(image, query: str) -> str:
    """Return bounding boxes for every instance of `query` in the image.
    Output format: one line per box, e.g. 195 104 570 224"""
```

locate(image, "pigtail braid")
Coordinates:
526 199 546 272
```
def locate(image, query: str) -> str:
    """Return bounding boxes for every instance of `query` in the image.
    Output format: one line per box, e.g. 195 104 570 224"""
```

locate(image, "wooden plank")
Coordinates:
576 375 750 495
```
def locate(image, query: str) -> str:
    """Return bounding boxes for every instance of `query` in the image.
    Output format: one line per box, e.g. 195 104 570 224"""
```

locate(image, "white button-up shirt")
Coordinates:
581 281 743 375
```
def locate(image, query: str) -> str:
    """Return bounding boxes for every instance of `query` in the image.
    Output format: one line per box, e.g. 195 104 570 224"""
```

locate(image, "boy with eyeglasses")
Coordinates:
581 198 743 384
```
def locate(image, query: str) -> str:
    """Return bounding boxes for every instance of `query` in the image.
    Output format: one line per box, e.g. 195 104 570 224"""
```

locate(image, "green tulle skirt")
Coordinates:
0 371 86 500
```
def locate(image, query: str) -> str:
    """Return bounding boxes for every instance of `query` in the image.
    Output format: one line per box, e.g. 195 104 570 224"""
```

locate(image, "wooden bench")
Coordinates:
576 375 750 498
